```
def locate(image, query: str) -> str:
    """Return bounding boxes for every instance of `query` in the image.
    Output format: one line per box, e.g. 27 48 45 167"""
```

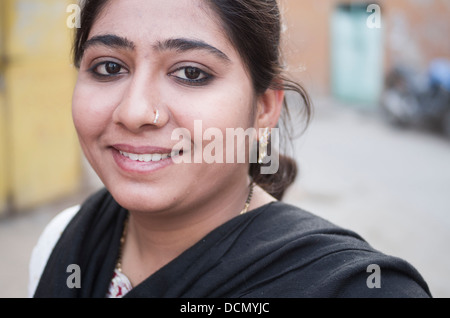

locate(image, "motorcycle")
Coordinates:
380 58 450 138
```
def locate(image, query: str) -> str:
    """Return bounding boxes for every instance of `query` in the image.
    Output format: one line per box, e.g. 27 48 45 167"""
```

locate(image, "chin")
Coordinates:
106 183 168 213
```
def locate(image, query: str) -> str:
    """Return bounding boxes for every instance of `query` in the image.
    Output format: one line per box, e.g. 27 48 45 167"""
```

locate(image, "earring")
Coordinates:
153 109 160 125
258 128 270 164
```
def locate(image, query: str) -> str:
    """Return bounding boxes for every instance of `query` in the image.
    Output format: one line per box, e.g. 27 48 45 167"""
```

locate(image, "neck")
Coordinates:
121 174 254 285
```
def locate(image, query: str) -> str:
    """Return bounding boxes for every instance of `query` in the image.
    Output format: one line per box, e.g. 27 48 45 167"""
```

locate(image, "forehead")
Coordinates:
89 0 233 54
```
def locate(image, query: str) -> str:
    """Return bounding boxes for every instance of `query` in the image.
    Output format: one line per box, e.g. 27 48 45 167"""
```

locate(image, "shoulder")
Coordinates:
28 205 80 297
250 201 367 243
241 201 432 297
246 201 374 262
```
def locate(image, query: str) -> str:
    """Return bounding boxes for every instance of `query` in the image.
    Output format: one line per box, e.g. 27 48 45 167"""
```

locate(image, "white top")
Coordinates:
28 205 80 297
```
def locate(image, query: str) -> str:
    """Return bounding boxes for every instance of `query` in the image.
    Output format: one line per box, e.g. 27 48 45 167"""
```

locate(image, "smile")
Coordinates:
119 150 174 162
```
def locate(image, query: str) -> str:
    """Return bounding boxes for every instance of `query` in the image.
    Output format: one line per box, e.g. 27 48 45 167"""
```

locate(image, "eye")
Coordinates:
169 66 211 85
183 67 203 80
91 61 127 77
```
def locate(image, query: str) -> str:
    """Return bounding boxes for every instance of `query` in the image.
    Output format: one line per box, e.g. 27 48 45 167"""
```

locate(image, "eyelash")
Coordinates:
168 66 213 87
88 61 213 86
88 61 127 79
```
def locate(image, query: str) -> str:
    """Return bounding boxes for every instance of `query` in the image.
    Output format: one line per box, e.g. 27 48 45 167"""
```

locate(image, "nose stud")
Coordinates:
153 109 160 125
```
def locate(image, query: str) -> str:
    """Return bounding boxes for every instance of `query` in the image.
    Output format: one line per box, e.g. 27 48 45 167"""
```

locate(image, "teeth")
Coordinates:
152 154 162 161
139 154 152 162
129 153 139 161
119 151 172 162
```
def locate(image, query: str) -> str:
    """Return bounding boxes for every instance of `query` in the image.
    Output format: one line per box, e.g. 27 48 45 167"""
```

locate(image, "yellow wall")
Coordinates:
0 0 8 216
0 82 6 216
1 0 81 214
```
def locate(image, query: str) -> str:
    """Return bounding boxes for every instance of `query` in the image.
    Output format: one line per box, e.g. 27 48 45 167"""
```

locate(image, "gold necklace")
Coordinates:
240 182 255 215
116 182 255 272
116 216 128 272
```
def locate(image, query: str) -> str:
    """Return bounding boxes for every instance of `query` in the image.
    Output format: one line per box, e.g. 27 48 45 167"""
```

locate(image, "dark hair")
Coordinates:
73 0 313 200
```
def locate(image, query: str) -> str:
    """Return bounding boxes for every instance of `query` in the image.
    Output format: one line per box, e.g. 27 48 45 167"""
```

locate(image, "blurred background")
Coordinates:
1 0 449 297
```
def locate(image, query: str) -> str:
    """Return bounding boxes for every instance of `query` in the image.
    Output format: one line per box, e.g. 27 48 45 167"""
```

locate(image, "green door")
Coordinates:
331 4 384 106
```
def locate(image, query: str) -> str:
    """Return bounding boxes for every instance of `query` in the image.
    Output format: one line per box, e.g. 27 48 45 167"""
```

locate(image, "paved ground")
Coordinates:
1 97 449 298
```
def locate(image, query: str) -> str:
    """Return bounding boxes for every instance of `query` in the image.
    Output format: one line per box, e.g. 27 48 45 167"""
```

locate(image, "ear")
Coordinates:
255 88 284 130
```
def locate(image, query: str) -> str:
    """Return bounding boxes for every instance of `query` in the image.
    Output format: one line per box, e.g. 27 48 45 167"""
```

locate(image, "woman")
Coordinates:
29 0 431 298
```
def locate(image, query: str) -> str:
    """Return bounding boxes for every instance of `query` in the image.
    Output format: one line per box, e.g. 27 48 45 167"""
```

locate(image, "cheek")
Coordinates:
72 81 116 141
172 86 254 131
179 91 255 164
218 79 256 127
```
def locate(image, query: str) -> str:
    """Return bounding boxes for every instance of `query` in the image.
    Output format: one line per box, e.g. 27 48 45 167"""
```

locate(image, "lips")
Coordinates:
111 144 180 173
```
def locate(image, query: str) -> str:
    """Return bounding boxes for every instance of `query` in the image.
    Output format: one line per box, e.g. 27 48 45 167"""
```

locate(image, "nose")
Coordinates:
113 73 168 133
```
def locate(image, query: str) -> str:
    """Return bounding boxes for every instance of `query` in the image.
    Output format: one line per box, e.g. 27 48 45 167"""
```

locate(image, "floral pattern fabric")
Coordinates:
106 269 133 298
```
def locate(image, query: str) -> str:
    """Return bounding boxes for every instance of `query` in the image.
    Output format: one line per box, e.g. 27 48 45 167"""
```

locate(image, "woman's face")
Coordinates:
72 0 256 214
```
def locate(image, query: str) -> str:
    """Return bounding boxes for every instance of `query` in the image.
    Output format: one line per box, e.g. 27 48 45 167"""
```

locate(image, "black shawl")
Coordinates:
34 188 431 298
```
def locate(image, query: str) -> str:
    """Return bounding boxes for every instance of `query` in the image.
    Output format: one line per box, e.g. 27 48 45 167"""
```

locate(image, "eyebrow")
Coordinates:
83 34 136 52
82 35 231 64
154 38 231 63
